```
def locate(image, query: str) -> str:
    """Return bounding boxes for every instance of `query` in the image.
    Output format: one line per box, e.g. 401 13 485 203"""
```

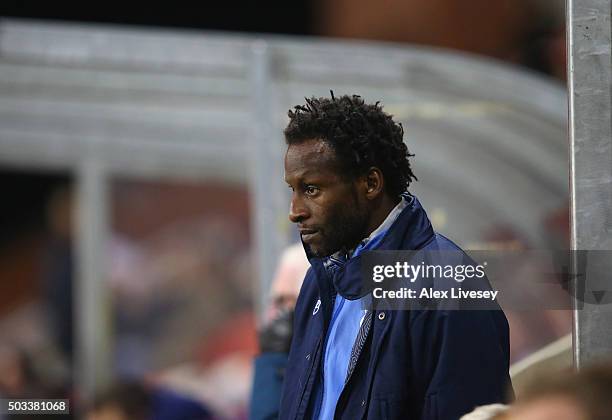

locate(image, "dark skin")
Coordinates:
284 138 400 258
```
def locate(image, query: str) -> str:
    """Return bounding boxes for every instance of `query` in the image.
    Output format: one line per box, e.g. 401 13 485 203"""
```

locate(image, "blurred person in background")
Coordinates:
265 244 309 322
503 361 612 420
0 343 70 420
86 381 213 420
279 93 512 419
0 344 42 399
250 243 309 420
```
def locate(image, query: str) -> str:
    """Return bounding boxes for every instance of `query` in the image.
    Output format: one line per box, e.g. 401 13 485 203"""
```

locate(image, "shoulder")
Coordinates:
292 267 319 322
425 232 464 251
296 267 318 304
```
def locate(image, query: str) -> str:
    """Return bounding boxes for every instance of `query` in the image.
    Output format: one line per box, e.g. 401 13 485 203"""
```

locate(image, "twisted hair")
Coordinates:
284 93 417 197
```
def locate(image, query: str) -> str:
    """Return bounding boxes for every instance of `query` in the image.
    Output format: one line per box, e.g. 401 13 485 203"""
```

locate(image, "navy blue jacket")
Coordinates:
279 196 512 420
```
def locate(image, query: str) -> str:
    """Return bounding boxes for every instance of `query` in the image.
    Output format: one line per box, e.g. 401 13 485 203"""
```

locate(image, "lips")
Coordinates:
299 228 319 243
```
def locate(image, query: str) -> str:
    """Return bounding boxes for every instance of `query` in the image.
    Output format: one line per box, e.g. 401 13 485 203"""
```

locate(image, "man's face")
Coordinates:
284 138 369 257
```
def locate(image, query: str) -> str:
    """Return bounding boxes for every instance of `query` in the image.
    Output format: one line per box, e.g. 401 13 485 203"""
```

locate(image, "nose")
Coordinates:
289 193 308 223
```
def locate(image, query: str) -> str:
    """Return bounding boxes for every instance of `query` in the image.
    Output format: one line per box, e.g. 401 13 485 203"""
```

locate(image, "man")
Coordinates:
250 243 309 420
279 93 512 419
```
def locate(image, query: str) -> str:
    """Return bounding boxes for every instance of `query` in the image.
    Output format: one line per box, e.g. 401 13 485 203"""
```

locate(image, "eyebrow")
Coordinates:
285 169 320 183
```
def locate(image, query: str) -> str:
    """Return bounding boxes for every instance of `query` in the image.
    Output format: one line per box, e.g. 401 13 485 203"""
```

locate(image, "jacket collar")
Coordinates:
304 193 435 300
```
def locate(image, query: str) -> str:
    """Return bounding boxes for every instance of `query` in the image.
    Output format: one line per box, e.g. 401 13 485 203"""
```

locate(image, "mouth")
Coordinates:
299 228 320 243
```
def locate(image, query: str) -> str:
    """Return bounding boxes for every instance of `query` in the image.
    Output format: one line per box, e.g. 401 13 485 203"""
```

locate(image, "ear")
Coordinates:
364 167 384 200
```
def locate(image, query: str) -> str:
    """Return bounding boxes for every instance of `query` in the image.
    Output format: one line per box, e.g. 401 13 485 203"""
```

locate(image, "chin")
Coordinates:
308 247 326 258
305 242 333 258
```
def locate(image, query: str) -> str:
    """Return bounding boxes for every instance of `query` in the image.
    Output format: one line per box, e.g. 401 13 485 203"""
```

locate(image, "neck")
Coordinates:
335 194 401 256
363 194 401 239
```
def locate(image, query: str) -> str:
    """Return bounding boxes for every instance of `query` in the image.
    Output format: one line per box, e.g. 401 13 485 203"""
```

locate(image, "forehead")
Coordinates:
284 139 340 179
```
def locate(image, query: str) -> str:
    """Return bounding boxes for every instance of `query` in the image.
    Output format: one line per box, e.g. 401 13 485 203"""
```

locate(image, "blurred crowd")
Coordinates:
0 182 256 419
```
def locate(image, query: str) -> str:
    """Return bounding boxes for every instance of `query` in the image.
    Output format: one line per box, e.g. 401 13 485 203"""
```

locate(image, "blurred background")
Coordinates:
0 1 569 418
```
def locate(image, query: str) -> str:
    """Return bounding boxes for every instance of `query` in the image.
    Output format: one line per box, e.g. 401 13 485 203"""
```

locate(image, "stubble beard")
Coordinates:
310 203 369 258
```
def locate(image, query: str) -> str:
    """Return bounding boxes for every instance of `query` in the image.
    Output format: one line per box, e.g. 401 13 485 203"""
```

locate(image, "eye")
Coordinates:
304 185 319 196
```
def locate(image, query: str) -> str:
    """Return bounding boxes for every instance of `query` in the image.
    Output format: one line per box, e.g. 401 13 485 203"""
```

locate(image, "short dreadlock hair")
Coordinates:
284 93 417 198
